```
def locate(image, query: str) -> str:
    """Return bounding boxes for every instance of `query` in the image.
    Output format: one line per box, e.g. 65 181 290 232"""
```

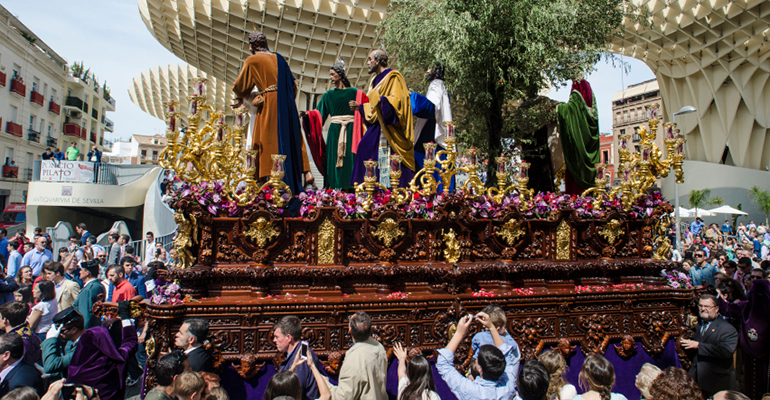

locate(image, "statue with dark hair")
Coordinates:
301 56 367 189
411 61 453 190
232 31 314 194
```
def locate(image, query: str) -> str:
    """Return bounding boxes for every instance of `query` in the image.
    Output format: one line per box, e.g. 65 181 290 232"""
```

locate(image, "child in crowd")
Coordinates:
174 371 207 400
393 343 439 400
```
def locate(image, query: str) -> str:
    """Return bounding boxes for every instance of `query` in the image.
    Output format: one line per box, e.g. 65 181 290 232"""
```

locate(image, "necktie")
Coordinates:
701 322 711 335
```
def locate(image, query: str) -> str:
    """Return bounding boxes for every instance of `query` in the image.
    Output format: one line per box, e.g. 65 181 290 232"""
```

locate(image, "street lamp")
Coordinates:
673 105 697 251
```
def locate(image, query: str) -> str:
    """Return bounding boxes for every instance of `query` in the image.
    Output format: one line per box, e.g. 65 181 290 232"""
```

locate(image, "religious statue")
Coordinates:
349 49 416 187
551 338 576 359
301 57 367 189
173 210 197 269
555 78 600 194
614 334 638 359
235 352 262 380
231 31 314 194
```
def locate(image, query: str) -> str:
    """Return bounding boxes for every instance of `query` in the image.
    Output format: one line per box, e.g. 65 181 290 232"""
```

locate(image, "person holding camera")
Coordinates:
72 261 104 330
42 307 85 381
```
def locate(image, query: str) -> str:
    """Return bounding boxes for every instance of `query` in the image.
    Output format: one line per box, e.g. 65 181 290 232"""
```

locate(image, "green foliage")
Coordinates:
688 189 723 217
748 186 770 226
381 0 636 182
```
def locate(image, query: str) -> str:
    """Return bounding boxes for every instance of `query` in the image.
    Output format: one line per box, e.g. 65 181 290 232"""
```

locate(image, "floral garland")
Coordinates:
665 271 693 289
174 181 288 217
149 279 184 305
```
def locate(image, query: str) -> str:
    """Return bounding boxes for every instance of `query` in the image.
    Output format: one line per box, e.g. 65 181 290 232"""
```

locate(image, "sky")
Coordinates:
4 1 657 139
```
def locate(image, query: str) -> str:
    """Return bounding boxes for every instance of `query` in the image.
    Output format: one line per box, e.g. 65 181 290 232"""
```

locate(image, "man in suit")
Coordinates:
0 302 40 365
73 261 105 329
42 307 85 381
76 223 94 247
0 331 43 396
681 293 738 398
174 318 212 373
107 233 121 266
44 262 81 310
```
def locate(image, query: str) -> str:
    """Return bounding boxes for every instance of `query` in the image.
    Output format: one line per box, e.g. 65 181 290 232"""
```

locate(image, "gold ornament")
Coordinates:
371 218 404 247
244 217 279 248
443 228 461 264
598 219 625 246
496 219 526 246
317 218 336 264
145 336 156 358
556 220 571 260
173 211 197 269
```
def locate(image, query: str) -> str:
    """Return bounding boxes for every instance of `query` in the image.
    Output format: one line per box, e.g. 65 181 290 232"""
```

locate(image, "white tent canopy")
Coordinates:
707 205 748 215
684 208 717 217
670 207 693 218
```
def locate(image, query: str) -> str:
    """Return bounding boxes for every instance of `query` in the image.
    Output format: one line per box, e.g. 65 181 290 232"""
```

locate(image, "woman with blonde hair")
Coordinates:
537 350 576 400
634 363 661 399
573 353 627 400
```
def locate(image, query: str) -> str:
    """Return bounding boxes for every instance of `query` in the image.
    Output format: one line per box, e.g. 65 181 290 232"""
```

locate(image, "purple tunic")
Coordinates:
67 325 138 400
350 69 414 187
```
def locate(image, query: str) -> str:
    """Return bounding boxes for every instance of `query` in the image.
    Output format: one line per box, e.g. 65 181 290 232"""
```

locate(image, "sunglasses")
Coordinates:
694 254 705 258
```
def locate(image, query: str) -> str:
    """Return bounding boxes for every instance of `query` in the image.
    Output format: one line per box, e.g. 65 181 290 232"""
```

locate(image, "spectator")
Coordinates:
119 234 131 260
125 245 139 264
711 391 750 400
12 287 32 312
107 234 121 265
65 142 80 161
273 315 323 400
648 366 703 400
42 307 85 381
173 371 206 400
28 280 57 340
41 148 54 161
436 313 517 400
538 350 576 400
14 266 32 289
144 232 156 267
326 311 387 400
691 249 717 287
86 146 102 164
6 240 21 280
0 302 40 365
393 343 438 400
207 387 231 400
118 256 146 298
72 260 104 329
0 267 18 305
67 305 138 400
0 332 43 397
745 268 765 292
264 371 301 400
2 386 39 400
75 223 93 246
691 217 705 236
517 360 550 400
736 257 753 290
680 294 738 397
573 353 627 400
86 236 105 258
174 318 213 373
54 148 64 161
21 236 52 278
718 278 770 399
722 220 734 235
107 264 136 302
43 262 80 310
634 363 661 400
471 304 520 371
141 350 190 400
0 229 8 264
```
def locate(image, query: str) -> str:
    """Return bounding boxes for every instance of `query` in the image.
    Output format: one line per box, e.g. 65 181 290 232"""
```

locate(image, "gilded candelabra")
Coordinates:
159 78 290 207
355 160 387 211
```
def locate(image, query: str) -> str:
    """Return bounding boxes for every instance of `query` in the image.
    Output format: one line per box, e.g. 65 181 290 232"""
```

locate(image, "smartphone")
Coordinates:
60 384 80 400
300 341 309 360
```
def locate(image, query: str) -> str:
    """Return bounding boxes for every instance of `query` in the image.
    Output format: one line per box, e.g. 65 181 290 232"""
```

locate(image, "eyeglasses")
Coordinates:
694 254 705 258
698 305 717 310
749 276 763 280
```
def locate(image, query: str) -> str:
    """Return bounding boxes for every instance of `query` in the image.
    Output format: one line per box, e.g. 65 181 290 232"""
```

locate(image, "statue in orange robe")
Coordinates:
232 32 313 193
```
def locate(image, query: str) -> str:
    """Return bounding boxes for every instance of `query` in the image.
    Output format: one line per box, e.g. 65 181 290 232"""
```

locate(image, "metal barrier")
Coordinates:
128 231 175 264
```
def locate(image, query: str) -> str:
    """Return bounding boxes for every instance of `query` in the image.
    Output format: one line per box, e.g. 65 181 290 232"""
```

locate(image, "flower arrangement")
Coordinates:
665 271 693 289
150 280 184 305
174 181 288 217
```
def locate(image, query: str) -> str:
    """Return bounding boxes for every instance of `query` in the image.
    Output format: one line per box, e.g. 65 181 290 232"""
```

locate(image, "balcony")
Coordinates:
5 122 22 137
2 165 18 178
48 101 60 115
10 78 25 97
90 133 96 143
30 90 44 106
46 136 57 147
63 123 81 138
0 71 5 87
105 95 116 108
91 109 98 120
27 129 40 143
65 96 84 109
104 118 114 131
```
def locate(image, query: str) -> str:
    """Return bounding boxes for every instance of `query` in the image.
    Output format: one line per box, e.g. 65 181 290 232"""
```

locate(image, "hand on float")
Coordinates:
393 343 407 361
456 314 473 336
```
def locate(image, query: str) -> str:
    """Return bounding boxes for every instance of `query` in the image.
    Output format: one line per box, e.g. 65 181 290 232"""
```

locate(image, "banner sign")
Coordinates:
40 160 94 183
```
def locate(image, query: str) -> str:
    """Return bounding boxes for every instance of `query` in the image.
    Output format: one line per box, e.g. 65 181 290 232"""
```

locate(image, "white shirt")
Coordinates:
0 358 21 382
144 240 156 266
31 299 58 334
184 345 202 355
398 377 440 400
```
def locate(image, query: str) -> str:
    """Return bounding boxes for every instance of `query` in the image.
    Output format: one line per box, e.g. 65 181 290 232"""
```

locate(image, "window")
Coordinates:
32 77 39 92
51 88 57 102
43 83 48 97
39 118 44 133
5 148 13 165
47 123 52 136
619 129 625 136
9 106 17 123
615 112 621 124
29 115 36 131
603 150 610 164
12 64 20 79
141 150 147 159
152 150 158 161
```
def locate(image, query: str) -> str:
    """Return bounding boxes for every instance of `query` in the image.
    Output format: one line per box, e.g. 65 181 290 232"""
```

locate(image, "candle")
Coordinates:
216 128 224 141
468 148 478 165
496 156 507 173
273 156 285 173
642 146 651 161
666 124 676 139
596 164 605 180
168 116 176 132
189 99 198 116
194 80 206 97
390 154 401 173
447 123 454 139
622 166 631 182
676 140 684 155
424 142 437 161
235 112 245 127
619 135 628 150
519 162 530 179
364 160 377 178
246 153 255 168
217 112 225 125
646 105 659 119
167 102 175 114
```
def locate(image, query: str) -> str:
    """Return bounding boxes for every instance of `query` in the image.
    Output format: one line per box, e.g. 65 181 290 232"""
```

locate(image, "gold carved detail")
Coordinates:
598 219 625 245
244 217 279 248
496 219 526 246
317 218 336 264
173 211 197 269
556 220 571 260
145 336 156 358
443 228 461 264
371 218 403 248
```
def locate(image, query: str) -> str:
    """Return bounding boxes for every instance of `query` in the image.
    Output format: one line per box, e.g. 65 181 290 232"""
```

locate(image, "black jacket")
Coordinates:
688 315 738 397
186 346 213 373
0 360 43 397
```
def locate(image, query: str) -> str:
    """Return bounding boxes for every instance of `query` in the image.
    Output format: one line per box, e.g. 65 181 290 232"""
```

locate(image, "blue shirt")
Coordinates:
127 270 147 298
437 342 518 400
0 238 9 265
690 261 717 287
21 248 53 277
6 250 22 279
722 223 733 234
690 221 704 235
472 330 521 371
80 231 94 246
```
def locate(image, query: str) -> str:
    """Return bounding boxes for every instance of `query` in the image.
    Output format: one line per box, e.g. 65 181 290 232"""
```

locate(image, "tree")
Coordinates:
748 186 770 226
380 0 639 185
688 189 723 219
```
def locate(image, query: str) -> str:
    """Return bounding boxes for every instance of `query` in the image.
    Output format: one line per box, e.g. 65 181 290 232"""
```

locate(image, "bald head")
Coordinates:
367 50 388 74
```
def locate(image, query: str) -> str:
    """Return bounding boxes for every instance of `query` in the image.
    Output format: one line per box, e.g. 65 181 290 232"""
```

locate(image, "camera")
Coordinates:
156 249 162 256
